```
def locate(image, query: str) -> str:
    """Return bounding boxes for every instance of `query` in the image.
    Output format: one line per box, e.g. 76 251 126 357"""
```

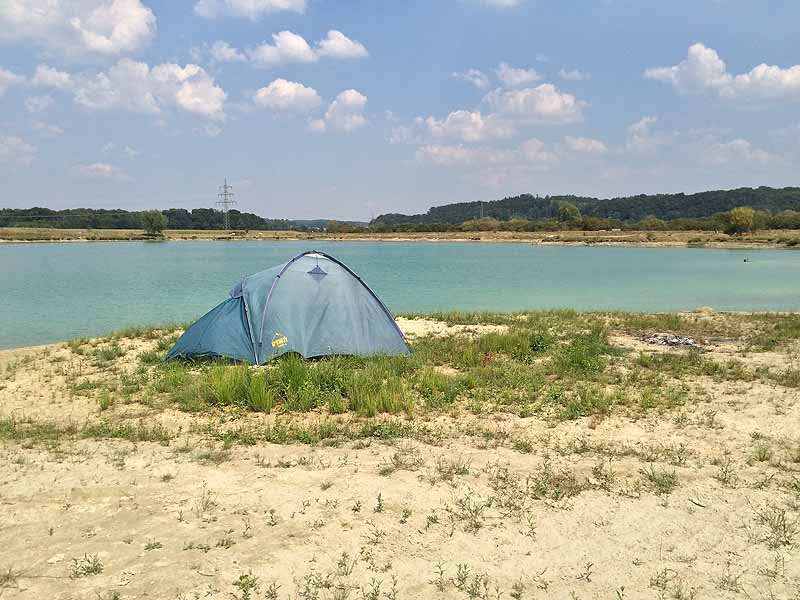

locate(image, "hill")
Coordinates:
372 186 800 225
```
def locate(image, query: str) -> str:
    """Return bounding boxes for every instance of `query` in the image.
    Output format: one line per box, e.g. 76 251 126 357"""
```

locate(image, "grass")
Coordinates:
0 415 172 445
146 311 626 424
6 310 800 452
745 313 800 350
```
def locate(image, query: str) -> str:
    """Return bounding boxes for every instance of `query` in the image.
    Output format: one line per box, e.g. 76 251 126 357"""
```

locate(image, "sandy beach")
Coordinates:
2 227 800 249
1 312 798 599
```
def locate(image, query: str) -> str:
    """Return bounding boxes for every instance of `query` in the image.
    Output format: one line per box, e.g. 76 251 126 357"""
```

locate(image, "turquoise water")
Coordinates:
1 241 799 349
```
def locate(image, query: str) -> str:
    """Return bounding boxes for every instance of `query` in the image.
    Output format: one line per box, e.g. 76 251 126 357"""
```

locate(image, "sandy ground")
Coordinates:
0 322 798 599
395 318 509 339
2 227 800 249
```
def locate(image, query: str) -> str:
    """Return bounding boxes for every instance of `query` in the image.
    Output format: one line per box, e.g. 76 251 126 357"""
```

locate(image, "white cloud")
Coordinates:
73 162 130 180
324 89 368 132
645 43 800 102
416 144 514 168
32 121 64 137
315 30 368 60
74 59 226 120
389 122 424 145
0 67 24 96
253 78 321 113
0 0 156 57
484 83 585 124
558 68 590 81
563 135 607 154
620 117 773 168
424 110 515 143
311 89 368 133
157 64 226 118
194 0 305 19
725 64 800 100
628 116 658 138
700 139 774 166
31 65 73 90
495 62 540 87
625 116 666 155
236 30 368 68
452 68 490 90
520 137 557 164
210 40 246 63
248 31 318 67
307 119 327 133
25 94 54 113
645 43 730 94
416 138 555 170
0 134 36 166
101 142 138 156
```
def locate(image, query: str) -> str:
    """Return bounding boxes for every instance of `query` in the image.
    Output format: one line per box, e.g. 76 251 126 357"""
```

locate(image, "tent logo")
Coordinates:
271 332 288 348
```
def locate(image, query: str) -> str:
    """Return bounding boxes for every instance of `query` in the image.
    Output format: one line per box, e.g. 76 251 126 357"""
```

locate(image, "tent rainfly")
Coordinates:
166 251 410 364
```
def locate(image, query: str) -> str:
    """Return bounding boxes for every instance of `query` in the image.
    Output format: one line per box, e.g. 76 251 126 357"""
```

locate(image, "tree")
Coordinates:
141 210 167 236
637 215 667 231
724 206 756 235
557 201 581 223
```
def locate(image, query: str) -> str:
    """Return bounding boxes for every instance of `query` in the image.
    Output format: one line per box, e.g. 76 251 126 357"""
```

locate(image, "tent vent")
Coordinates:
307 265 328 281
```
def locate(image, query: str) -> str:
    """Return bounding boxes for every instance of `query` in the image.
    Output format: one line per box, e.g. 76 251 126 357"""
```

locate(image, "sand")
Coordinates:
0 321 798 599
3 226 800 249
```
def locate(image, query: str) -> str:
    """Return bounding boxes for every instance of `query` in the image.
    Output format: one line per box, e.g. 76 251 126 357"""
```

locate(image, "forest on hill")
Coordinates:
3 187 800 234
0 208 372 232
0 207 294 231
372 187 800 227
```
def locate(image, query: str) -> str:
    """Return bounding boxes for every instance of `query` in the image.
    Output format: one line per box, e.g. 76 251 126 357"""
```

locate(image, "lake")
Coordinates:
1 241 799 349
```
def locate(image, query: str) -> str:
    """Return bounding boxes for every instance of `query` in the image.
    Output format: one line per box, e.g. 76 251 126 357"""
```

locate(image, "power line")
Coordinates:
216 178 236 231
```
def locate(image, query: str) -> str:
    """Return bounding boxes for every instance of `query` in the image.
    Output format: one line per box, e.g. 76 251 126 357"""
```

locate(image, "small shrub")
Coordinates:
97 392 112 412
70 554 103 578
641 465 678 495
752 504 798 548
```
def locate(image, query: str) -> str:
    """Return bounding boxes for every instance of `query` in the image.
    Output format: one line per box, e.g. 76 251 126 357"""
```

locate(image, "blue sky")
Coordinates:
1 1 799 221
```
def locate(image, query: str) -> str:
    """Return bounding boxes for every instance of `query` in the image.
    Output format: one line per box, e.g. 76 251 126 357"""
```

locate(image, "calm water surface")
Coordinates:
1 241 799 349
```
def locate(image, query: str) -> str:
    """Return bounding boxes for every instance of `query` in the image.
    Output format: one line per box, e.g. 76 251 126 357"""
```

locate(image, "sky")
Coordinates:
1 1 799 221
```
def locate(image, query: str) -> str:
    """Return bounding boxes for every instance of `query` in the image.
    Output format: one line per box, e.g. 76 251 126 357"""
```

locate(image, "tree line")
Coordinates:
328 207 800 235
0 207 293 231
3 186 800 235
371 186 800 228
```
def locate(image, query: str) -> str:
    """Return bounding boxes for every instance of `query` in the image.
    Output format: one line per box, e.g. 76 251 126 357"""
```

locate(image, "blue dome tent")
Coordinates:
166 251 410 364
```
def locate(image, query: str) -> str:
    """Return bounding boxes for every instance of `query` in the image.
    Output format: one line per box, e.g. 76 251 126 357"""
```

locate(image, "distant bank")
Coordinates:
2 227 800 249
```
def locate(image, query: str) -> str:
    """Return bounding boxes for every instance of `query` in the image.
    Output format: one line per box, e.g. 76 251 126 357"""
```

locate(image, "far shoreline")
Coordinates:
2 227 800 249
